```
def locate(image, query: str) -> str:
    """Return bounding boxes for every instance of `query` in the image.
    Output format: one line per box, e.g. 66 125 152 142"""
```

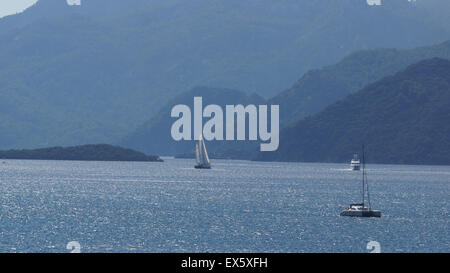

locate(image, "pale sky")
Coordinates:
0 0 38 18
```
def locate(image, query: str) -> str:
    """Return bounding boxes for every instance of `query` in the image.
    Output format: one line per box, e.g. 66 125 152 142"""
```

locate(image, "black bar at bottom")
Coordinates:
0 253 446 272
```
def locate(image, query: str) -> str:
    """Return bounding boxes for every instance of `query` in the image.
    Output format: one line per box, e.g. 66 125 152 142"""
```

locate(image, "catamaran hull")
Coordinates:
340 210 381 218
195 165 211 169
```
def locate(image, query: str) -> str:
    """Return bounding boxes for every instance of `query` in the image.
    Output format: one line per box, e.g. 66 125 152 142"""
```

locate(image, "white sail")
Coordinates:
195 134 211 168
195 143 201 165
201 138 210 165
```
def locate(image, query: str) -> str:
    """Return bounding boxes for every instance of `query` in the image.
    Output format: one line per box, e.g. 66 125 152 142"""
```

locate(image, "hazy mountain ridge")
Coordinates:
271 40 450 127
123 41 450 162
257 58 450 165
1 0 449 149
119 86 265 158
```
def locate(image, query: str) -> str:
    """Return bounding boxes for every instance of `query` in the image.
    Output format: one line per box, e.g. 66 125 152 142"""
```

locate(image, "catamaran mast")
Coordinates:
362 144 372 209
362 145 365 207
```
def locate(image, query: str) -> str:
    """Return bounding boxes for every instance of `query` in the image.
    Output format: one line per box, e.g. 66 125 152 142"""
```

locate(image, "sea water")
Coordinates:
0 158 448 252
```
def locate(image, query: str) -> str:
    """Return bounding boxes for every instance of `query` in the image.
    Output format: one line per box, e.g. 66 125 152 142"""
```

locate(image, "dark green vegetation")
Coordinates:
1 0 450 149
257 58 450 165
120 87 264 158
0 144 162 162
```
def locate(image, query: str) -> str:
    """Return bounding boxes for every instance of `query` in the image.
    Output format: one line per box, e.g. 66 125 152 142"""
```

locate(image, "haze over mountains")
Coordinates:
258 58 450 165
271 40 450 127
120 87 264 158
1 0 450 150
121 41 450 161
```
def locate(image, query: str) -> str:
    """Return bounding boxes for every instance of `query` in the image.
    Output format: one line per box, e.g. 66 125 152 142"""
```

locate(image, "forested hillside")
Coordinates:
257 58 450 165
1 0 449 149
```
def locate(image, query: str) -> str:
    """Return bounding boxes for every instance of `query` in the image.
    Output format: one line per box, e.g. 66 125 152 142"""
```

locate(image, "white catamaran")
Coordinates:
340 146 381 218
195 135 211 169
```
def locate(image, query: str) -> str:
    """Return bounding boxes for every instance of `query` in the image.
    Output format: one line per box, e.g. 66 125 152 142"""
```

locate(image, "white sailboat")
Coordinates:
195 135 211 169
340 145 381 217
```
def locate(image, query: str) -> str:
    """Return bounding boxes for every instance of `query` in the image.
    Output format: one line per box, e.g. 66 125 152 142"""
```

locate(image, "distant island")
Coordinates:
0 144 163 162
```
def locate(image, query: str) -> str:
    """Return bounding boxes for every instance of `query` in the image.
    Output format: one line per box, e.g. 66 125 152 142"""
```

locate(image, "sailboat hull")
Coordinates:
195 164 211 169
340 209 381 218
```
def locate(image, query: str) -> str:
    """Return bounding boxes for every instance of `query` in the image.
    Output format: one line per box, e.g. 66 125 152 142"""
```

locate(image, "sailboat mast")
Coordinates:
199 139 204 163
365 147 372 210
361 144 373 209
366 171 372 210
362 145 365 207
